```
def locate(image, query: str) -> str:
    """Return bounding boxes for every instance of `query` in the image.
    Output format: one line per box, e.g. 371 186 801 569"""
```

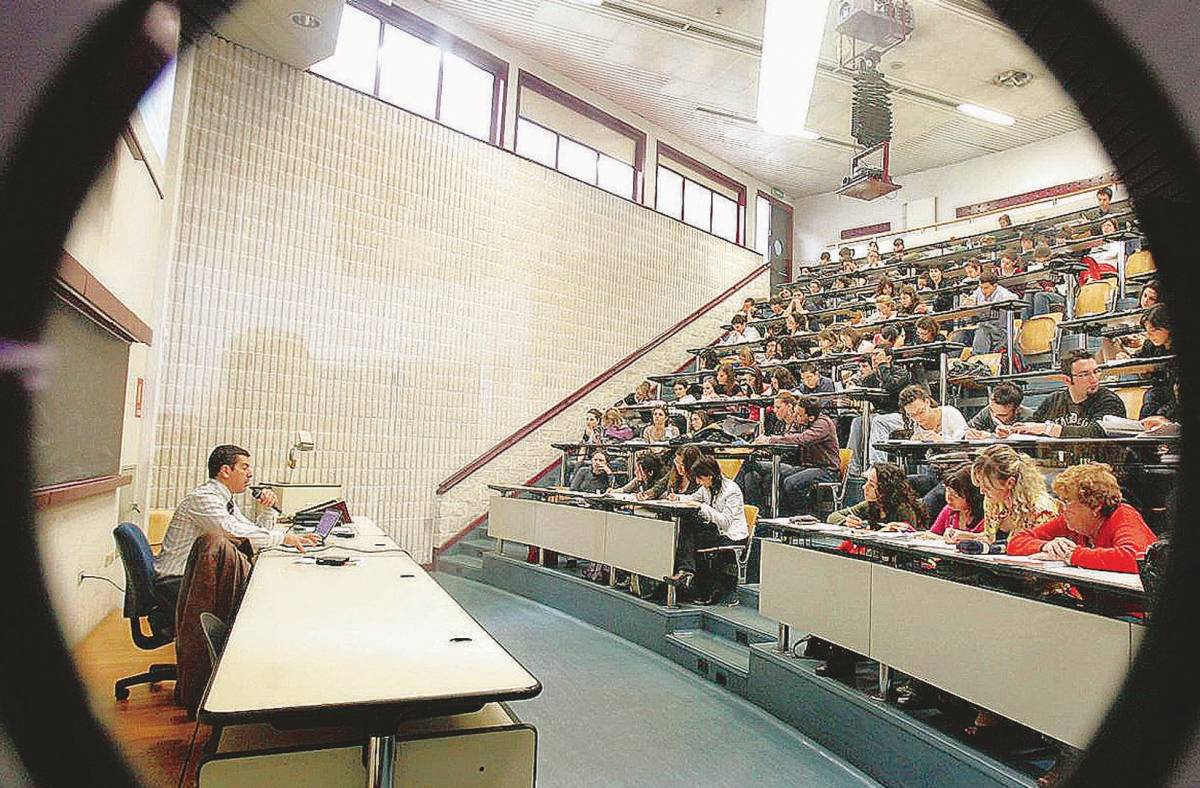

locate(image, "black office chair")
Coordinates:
198 612 229 666
112 523 177 700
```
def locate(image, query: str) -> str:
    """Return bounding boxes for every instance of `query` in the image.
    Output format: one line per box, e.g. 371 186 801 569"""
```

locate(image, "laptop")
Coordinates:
306 509 343 545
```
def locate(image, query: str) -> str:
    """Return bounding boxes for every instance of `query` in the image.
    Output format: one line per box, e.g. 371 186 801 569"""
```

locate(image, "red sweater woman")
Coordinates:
1006 463 1156 573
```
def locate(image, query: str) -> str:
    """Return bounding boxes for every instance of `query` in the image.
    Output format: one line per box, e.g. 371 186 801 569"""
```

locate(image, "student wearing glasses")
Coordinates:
963 382 1033 439
997 350 1125 438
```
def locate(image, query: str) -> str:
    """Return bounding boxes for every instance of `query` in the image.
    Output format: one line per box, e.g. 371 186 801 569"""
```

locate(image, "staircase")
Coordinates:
659 585 777 697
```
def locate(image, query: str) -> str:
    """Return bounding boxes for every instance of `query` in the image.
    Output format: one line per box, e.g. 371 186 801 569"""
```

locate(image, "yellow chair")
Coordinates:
1125 249 1156 276
1075 280 1116 317
1114 386 1150 420
744 504 759 532
146 508 174 553
696 504 759 586
717 458 744 480
1017 313 1062 356
969 352 1003 376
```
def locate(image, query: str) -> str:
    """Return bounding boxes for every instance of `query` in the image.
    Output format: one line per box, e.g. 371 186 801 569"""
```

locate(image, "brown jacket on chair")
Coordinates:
174 530 253 715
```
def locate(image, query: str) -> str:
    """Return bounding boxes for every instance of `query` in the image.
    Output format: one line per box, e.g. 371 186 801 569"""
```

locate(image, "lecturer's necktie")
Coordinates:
226 500 235 515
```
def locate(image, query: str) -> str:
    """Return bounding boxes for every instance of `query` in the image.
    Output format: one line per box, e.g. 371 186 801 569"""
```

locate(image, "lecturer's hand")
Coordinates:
256 489 279 510
283 533 319 552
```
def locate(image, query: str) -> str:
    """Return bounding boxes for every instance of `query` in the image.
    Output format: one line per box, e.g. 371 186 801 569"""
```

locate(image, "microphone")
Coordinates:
250 486 283 514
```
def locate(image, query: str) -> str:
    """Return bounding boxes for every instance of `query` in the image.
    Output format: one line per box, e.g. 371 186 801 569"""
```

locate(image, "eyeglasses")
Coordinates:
1070 368 1101 379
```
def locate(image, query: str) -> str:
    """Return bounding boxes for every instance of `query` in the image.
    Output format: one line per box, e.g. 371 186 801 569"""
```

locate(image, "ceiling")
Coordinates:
419 0 1091 199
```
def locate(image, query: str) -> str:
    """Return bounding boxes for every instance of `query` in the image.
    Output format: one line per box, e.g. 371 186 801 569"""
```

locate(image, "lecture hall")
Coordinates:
5 1 1200 787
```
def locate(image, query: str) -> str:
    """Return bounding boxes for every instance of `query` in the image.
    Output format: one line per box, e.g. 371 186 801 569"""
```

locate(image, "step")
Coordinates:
736 583 760 610
437 554 483 581
663 629 751 695
699 603 777 647
456 537 496 558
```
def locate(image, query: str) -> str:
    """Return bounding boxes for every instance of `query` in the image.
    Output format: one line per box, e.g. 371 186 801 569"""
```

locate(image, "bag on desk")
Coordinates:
956 539 1005 555
1137 537 1170 620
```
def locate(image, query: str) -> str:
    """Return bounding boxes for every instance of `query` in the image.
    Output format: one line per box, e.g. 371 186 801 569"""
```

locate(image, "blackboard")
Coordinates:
30 297 130 488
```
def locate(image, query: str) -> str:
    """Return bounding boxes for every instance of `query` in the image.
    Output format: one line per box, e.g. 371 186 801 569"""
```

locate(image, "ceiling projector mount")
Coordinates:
834 0 914 200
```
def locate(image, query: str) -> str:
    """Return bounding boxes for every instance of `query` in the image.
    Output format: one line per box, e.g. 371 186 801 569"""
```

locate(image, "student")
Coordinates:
700 378 723 401
847 345 911 475
998 213 1013 229
1103 280 1163 358
813 328 838 357
867 294 898 323
738 367 767 398
960 259 982 286
797 362 836 395
964 381 1033 438
998 350 1125 438
917 464 984 540
914 316 943 344
642 405 681 442
819 251 833 265
892 237 906 258
866 249 885 269
897 285 928 316
838 325 874 354
873 275 896 299
1007 462 1156 572
838 246 855 264
804 279 827 312
777 336 803 361
926 265 954 312
726 313 763 345
570 449 615 493
874 324 904 350
714 362 740 396
615 451 668 498
969 444 1059 544
672 381 694 404
768 366 798 394
667 455 749 605
623 380 656 406
689 410 725 442
1084 185 1114 221
959 269 1021 354
740 297 757 321
1126 304 1175 418
755 394 841 515
761 338 782 363
699 349 720 371
646 445 703 500
580 408 604 447
601 408 635 441
737 346 759 371
767 297 787 319
899 384 968 442
784 312 805 337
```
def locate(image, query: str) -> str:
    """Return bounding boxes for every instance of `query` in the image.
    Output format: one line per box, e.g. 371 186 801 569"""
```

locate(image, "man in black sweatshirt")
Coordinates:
847 344 911 474
997 349 1126 438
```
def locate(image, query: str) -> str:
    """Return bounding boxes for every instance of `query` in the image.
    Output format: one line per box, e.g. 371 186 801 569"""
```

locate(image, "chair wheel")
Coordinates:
115 687 130 701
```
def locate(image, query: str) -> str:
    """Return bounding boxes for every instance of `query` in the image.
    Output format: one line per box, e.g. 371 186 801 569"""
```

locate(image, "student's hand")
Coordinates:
994 423 1014 438
1042 537 1078 560
666 493 678 501
960 295 976 307
283 533 318 552
1113 351 1131 361
881 521 913 532
964 428 992 441
944 528 976 544
1141 415 1173 431
753 435 771 445
844 514 866 529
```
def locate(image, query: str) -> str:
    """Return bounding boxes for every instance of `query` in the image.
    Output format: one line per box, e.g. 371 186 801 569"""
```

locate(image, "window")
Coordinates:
655 143 747 245
712 193 738 243
310 4 380 94
557 136 599 184
515 118 557 168
440 52 495 141
756 195 771 257
514 72 645 203
311 2 507 145
655 167 683 220
137 57 176 162
597 155 634 200
378 25 439 117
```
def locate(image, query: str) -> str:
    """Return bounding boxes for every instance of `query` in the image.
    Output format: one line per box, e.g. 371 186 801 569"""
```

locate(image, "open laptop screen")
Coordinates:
313 509 342 540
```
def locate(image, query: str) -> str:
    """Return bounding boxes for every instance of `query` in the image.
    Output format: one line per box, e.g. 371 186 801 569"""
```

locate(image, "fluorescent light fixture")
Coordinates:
956 103 1016 126
568 0 604 5
757 0 832 138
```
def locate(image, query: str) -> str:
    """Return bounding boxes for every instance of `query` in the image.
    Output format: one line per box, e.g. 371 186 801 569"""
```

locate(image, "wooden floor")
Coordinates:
73 610 212 788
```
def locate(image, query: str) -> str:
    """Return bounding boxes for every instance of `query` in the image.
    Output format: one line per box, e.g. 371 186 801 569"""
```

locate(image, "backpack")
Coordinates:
1137 537 1171 621
629 574 665 601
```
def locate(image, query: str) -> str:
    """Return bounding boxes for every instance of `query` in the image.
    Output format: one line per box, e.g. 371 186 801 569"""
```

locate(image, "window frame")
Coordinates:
517 117 636 201
656 142 747 246
514 70 646 203
346 0 509 146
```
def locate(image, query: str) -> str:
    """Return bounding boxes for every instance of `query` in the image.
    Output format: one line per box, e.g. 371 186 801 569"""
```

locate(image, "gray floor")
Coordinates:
435 573 879 788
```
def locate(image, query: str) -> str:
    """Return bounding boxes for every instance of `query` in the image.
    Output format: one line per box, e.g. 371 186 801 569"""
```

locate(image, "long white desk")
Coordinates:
759 538 1144 748
488 493 682 604
199 517 541 787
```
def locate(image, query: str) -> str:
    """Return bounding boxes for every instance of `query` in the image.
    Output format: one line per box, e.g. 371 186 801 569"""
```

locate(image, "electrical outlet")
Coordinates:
77 570 85 586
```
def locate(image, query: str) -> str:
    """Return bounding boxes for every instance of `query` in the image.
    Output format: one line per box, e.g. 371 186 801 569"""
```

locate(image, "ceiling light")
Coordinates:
956 103 1015 126
289 11 321 28
568 0 604 6
756 0 832 138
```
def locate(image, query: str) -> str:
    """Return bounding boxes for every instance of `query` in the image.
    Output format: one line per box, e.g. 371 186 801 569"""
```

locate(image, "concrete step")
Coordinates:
437 554 483 582
663 629 751 695
736 583 759 610
456 537 496 558
699 603 777 647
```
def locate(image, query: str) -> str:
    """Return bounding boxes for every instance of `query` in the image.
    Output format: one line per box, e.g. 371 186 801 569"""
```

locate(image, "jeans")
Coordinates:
971 321 1007 355
736 461 795 512
1028 290 1066 316
848 412 905 475
781 466 840 515
907 473 945 525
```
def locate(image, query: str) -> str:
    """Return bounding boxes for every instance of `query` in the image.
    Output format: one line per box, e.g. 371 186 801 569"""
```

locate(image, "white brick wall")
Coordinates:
153 37 766 561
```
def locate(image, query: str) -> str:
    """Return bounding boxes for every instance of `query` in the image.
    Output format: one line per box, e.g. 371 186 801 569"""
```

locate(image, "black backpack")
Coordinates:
1137 536 1171 621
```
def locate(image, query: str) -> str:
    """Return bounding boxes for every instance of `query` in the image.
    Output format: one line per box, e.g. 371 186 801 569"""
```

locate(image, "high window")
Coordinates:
513 72 645 203
654 144 746 245
310 1 507 145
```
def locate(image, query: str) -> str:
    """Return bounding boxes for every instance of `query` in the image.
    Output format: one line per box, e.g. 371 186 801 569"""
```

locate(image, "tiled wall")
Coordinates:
153 37 764 560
